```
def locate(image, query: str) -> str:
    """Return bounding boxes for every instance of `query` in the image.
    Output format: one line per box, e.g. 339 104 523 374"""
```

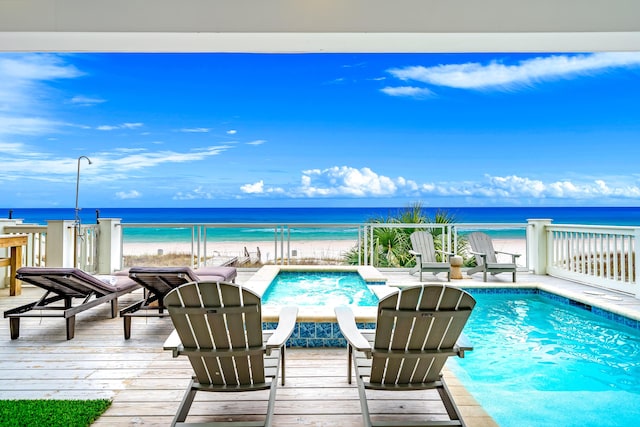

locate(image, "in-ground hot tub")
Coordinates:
245 265 390 347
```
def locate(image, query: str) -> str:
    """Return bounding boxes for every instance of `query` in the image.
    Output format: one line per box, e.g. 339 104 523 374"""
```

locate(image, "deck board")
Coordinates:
0 273 497 426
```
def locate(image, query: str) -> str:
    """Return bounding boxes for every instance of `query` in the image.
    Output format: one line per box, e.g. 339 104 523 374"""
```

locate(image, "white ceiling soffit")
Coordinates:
1 0 639 52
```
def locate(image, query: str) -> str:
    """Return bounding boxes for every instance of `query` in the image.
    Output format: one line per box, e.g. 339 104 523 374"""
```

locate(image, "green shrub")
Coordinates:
343 202 470 267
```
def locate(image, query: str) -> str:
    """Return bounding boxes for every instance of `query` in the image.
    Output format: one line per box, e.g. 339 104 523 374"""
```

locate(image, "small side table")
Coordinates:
449 255 464 280
0 234 28 296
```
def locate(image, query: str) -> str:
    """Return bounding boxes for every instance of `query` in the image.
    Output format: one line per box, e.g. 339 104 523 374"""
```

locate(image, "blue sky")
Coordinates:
1 51 640 208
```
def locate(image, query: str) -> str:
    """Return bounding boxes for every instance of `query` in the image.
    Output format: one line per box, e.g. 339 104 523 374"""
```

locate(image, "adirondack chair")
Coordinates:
467 231 520 282
163 280 298 427
409 231 453 281
335 284 476 427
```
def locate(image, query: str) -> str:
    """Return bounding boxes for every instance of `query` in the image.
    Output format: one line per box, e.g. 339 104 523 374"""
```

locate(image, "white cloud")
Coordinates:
115 190 141 199
173 186 213 200
0 144 235 185
247 140 266 146
0 54 83 81
232 166 640 204
0 142 24 154
477 174 640 200
227 130 237 135
97 122 143 131
0 54 85 137
180 127 210 133
70 95 106 106
240 180 264 194
388 52 640 90
300 166 417 197
0 115 64 136
380 86 434 98
106 145 233 170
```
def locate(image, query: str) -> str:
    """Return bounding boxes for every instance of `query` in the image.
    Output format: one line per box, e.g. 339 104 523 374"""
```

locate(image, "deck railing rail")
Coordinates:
545 224 640 296
77 223 99 273
3 218 640 299
1 222 98 272
0 224 47 268
119 222 365 268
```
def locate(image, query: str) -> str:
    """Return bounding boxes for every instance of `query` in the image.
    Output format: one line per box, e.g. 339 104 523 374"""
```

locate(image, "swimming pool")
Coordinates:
450 290 640 427
262 271 379 307
246 265 385 347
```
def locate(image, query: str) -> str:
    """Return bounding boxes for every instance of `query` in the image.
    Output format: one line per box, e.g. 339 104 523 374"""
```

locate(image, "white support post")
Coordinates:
45 220 76 267
96 218 123 274
527 219 553 275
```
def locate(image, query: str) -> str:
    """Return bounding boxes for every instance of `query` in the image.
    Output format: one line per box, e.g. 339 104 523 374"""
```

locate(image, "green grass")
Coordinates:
0 400 111 427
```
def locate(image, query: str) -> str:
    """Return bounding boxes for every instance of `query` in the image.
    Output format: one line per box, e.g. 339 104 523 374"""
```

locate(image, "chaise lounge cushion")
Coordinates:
193 266 237 282
6 267 141 340
16 267 139 296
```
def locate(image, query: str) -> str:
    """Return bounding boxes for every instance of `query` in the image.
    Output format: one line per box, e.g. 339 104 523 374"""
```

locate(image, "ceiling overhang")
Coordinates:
1 0 639 53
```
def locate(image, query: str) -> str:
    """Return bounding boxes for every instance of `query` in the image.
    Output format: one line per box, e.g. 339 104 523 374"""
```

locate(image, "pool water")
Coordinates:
449 292 640 427
262 271 379 307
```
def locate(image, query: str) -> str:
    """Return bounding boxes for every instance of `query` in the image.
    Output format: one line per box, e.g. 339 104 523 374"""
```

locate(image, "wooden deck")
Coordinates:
0 272 499 426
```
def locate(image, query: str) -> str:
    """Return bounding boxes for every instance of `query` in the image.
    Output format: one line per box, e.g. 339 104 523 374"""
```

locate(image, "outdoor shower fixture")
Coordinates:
74 155 92 267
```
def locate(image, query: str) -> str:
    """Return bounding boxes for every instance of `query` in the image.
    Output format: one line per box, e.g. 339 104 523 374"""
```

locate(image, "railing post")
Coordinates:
635 229 640 299
527 219 553 275
97 218 123 274
46 220 75 267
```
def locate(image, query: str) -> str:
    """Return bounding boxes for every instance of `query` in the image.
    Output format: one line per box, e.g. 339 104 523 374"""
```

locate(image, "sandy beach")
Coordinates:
123 238 527 265
123 239 358 262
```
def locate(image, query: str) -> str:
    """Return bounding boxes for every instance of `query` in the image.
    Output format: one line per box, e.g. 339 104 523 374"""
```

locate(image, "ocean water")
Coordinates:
3 206 640 243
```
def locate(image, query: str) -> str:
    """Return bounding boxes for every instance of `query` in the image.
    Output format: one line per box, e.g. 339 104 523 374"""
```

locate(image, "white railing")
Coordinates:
76 223 99 273
1 224 47 267
119 223 364 268
4 218 640 299
546 224 640 296
1 222 99 272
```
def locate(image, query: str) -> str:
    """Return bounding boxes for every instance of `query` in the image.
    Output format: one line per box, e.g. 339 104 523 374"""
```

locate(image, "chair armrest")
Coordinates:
495 250 521 262
163 329 183 357
409 250 422 267
265 306 298 352
455 332 474 358
334 306 372 353
469 250 486 256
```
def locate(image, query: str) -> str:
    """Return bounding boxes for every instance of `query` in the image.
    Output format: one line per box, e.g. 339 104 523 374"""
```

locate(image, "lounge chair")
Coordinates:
162 281 297 427
4 267 140 340
409 231 453 281
467 231 520 282
335 284 476 427
120 265 237 339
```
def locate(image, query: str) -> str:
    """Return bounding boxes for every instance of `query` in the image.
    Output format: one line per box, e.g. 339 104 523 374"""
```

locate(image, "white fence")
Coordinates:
545 224 640 297
1 219 108 275
2 218 640 298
